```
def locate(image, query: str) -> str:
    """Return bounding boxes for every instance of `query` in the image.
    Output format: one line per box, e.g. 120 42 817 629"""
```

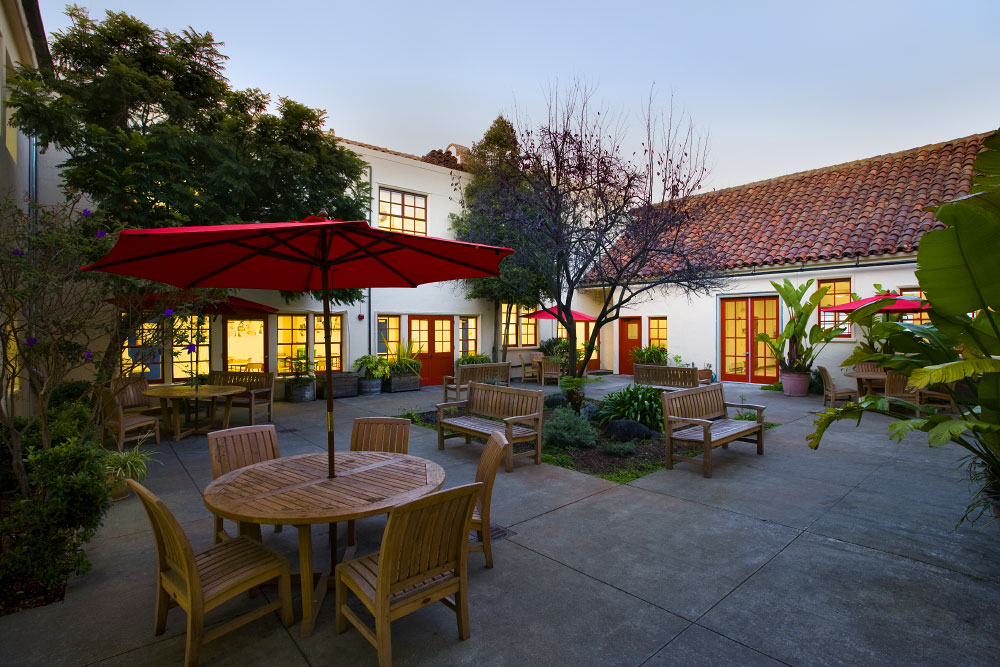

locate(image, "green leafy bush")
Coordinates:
631 345 668 365
599 440 636 457
537 337 561 357
598 385 664 431
760 382 783 391
456 353 492 365
48 381 93 410
542 407 598 449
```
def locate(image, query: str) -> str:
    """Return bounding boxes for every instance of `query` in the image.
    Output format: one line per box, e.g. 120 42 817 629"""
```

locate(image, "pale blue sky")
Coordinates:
39 1 1000 190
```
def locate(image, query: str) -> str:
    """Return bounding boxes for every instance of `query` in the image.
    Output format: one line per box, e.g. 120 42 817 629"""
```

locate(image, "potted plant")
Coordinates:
353 354 391 395
631 345 669 365
284 358 316 402
384 340 422 393
319 370 359 399
103 445 157 501
456 353 492 365
754 278 843 397
698 362 713 383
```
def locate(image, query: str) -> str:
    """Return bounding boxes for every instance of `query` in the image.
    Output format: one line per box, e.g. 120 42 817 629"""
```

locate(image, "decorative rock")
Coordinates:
579 402 601 422
604 419 654 441
544 393 570 409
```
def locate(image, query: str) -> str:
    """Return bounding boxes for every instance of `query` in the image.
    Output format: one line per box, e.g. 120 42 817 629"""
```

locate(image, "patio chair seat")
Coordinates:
192 537 291 608
441 415 536 440
338 552 458 607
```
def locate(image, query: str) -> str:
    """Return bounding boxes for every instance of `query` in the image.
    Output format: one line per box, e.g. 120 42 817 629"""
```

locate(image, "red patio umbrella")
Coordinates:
83 217 513 477
107 291 278 316
820 294 929 314
524 307 597 321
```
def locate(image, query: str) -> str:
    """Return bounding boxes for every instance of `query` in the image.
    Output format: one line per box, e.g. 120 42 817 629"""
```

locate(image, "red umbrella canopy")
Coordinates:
524 307 597 322
107 291 278 316
83 218 513 289
820 294 929 314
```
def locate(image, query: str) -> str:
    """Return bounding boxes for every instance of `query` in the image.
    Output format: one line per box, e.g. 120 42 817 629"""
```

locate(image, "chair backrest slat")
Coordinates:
855 361 879 373
350 417 410 454
377 483 481 596
207 371 274 392
207 425 281 480
661 383 728 422
634 364 699 388
467 383 543 419
110 376 152 410
128 480 201 603
885 370 911 396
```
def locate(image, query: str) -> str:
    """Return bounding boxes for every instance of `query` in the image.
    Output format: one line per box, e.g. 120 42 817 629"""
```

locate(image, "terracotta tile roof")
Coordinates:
639 133 986 275
336 137 469 172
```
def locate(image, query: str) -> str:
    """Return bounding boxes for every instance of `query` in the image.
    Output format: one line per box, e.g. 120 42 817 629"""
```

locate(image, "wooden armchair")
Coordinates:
335 483 482 667
110 376 160 417
518 352 539 384
819 366 858 407
207 425 282 543
129 480 292 666
885 370 957 417
100 388 159 451
469 432 508 568
540 358 561 386
346 417 411 546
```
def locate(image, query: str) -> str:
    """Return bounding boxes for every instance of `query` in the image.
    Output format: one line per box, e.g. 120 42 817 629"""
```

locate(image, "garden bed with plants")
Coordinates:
399 383 778 484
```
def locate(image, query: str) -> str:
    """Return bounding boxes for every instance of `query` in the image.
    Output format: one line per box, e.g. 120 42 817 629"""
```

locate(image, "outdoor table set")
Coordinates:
143 383 245 441
843 369 887 395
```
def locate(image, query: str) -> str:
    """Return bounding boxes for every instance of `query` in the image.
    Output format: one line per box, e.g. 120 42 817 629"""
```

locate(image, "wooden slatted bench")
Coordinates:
634 364 702 391
661 383 765 478
437 382 543 472
442 362 511 401
207 370 275 424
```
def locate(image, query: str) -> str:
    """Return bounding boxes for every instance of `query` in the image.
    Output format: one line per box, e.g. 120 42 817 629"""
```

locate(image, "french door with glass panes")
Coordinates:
720 297 779 384
408 316 454 386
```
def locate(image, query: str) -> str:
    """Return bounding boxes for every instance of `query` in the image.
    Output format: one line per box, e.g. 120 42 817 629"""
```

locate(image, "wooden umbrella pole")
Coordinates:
322 263 336 478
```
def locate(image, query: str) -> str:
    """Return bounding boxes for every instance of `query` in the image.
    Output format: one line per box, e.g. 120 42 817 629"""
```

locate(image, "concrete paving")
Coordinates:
2 379 999 666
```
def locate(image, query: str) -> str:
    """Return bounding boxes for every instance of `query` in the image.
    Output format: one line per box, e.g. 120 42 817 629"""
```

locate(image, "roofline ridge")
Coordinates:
335 136 469 172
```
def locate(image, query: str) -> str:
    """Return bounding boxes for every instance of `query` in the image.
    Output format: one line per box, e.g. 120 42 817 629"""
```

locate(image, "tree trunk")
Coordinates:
491 300 500 362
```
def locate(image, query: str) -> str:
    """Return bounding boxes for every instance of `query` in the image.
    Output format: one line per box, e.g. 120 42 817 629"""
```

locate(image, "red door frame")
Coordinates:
618 317 642 375
720 297 778 384
222 317 270 373
408 316 454 386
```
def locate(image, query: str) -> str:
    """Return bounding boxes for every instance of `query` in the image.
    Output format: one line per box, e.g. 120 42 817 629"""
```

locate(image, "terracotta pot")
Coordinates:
780 370 811 397
107 474 130 501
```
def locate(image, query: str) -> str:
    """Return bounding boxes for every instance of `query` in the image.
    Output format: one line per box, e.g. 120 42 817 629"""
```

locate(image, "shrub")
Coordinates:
456 353 492 365
598 385 664 430
544 393 570 409
542 407 598 449
631 345 668 365
604 419 655 441
599 440 636 457
579 402 601 423
48 381 93 410
537 337 562 357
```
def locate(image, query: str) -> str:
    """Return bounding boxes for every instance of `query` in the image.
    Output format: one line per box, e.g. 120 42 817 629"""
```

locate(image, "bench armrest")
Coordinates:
437 400 468 420
724 402 764 411
246 387 271 396
442 375 455 384
503 413 541 428
666 415 712 428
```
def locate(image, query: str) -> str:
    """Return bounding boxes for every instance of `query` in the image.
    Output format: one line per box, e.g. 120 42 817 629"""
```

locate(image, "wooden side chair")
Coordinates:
518 352 539 384
245 362 264 372
335 483 482 667
207 425 282 543
469 431 508 568
100 387 159 451
854 361 886 392
128 480 293 667
346 417 411 545
885 370 957 417
819 366 858 407
540 358 561 386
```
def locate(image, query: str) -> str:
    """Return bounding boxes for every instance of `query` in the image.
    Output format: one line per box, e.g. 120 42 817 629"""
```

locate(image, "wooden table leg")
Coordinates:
237 521 263 542
170 399 183 441
158 398 173 435
209 397 218 429
222 397 234 429
297 525 328 638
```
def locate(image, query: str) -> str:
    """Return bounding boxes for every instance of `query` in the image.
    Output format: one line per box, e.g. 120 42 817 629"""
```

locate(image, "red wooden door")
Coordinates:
618 317 642 375
409 316 454 386
720 297 778 384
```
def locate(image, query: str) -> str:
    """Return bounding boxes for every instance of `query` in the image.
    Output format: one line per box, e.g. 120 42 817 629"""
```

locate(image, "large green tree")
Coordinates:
452 116 550 361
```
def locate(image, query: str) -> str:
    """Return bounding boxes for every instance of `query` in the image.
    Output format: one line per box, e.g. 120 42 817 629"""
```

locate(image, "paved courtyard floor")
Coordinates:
3 377 999 666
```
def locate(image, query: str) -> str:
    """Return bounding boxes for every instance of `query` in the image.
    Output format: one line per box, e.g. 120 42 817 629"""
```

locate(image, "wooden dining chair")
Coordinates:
469 431 508 568
346 417 411 545
335 483 483 667
128 480 293 667
245 362 264 372
819 366 858 407
854 361 886 392
100 387 159 451
207 425 282 543
518 352 539 384
884 370 923 415
540 358 561 386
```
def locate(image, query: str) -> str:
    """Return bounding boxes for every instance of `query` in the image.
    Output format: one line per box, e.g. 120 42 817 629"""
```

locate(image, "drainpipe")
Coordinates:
366 165 374 354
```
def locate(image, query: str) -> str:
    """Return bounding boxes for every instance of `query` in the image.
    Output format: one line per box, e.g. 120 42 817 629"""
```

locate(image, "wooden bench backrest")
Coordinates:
854 361 880 373
110 376 151 409
634 364 699 388
455 362 511 385
661 383 728 421
207 370 274 392
350 417 410 454
207 425 281 480
467 382 543 419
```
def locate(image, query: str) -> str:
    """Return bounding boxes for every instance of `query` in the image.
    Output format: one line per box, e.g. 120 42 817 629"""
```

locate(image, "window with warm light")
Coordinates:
648 317 668 349
500 303 539 348
122 319 162 381
314 313 342 372
277 315 308 374
898 288 930 324
171 315 210 379
459 317 477 355
377 315 400 358
817 279 852 336
378 188 427 235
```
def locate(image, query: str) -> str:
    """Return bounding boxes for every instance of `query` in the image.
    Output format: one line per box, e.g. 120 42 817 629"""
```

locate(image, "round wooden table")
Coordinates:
144 384 245 441
202 451 445 637
844 370 886 395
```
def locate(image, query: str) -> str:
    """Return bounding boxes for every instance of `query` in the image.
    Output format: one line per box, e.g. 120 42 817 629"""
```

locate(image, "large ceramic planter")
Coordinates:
780 370 811 397
319 372 359 399
358 378 383 395
384 374 420 393
285 381 316 402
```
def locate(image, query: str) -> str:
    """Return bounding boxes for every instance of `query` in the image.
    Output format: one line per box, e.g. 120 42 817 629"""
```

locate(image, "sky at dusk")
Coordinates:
39 1 1000 191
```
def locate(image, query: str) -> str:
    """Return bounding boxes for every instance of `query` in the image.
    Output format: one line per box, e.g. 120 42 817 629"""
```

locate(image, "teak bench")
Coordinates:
437 382 543 472
634 364 702 391
661 383 765 478
207 370 275 424
442 362 511 401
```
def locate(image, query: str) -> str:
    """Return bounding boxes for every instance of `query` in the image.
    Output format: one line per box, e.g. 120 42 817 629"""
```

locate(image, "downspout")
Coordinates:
366 165 373 355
